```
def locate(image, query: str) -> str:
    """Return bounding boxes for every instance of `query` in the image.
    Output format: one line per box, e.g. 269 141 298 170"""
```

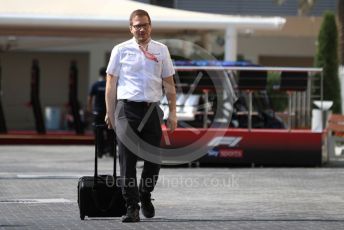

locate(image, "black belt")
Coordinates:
118 99 157 107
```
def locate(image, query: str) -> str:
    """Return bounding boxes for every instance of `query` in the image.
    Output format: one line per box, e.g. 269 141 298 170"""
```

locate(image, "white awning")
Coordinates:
0 0 285 31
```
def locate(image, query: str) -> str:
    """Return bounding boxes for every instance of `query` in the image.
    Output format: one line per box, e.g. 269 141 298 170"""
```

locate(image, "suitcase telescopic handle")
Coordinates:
94 124 117 184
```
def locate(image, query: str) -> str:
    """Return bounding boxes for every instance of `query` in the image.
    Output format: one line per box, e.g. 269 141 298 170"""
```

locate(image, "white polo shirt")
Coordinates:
106 38 175 102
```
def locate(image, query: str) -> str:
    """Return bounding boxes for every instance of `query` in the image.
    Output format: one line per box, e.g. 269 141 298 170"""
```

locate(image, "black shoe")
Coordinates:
122 205 140 223
140 194 155 218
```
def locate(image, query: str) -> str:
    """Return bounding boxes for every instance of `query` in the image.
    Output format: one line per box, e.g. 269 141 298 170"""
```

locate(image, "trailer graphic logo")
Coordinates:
207 137 243 158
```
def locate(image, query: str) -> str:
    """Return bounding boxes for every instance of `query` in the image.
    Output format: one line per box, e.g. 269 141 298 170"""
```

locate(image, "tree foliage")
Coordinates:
338 0 344 65
315 11 341 113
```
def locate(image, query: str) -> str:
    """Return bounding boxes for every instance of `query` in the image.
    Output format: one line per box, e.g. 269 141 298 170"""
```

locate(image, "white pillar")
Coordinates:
340 65 344 113
224 26 237 61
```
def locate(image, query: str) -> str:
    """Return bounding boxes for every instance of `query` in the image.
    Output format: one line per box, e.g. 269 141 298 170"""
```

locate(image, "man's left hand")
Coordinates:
105 114 113 130
167 112 177 132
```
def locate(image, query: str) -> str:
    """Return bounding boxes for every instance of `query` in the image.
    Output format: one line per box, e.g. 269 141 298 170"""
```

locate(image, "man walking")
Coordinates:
105 9 177 222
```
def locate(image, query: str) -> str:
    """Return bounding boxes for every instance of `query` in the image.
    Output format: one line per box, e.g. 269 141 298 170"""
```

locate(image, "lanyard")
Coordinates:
139 46 158 63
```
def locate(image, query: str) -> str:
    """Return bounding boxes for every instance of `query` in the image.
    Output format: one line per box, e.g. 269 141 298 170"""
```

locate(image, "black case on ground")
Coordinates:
77 124 126 220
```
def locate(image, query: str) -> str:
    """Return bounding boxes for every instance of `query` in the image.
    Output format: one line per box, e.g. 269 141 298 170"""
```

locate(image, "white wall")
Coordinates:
238 35 317 64
30 39 122 90
0 51 89 130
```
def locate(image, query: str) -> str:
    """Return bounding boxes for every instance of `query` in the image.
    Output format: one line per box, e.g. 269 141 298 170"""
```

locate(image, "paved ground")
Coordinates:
0 145 344 229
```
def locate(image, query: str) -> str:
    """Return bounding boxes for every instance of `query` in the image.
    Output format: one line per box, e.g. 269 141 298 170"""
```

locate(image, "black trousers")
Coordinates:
115 100 162 207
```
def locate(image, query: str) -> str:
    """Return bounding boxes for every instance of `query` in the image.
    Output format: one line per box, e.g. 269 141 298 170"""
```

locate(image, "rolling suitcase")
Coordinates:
77 124 126 220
